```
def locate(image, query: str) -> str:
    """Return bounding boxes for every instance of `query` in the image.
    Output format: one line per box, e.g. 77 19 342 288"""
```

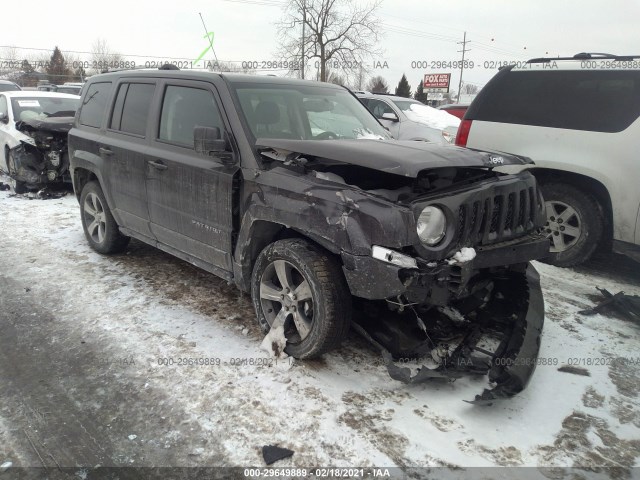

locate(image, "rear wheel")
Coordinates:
540 182 603 267
80 181 130 254
251 239 351 359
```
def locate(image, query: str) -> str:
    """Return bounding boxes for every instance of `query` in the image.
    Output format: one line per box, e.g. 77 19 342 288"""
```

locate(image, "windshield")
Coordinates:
231 82 391 141
11 96 80 122
390 99 422 111
0 83 21 92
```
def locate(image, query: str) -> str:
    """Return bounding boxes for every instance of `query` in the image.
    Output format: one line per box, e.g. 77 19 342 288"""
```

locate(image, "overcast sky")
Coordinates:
2 0 639 93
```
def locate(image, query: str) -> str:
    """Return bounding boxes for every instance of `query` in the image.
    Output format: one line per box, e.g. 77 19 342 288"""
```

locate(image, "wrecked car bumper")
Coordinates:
344 235 548 403
353 264 544 403
341 232 549 302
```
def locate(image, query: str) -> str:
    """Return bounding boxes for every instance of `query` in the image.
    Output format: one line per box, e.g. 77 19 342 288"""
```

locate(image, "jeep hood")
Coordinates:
256 138 531 177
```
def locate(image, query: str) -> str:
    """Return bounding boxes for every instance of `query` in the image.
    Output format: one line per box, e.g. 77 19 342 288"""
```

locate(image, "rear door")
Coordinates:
145 80 238 273
101 80 157 240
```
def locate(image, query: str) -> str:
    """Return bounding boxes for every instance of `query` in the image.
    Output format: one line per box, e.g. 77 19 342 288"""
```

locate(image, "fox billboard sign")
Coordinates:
423 73 451 92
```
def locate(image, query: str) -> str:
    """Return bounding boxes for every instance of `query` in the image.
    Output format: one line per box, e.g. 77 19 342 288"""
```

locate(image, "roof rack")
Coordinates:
527 52 640 63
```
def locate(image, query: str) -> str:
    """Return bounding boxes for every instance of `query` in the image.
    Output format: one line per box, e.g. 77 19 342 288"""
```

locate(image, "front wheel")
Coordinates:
80 181 130 254
6 150 28 194
251 239 351 359
540 183 603 267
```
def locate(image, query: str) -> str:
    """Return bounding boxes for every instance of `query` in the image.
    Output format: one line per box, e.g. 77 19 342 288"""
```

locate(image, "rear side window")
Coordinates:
159 85 223 147
469 70 640 133
110 83 155 136
79 82 112 128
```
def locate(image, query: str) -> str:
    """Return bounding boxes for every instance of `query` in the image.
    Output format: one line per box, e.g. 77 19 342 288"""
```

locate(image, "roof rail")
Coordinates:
527 52 640 63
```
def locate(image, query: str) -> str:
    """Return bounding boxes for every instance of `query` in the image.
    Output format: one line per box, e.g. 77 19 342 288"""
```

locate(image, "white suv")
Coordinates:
456 53 640 266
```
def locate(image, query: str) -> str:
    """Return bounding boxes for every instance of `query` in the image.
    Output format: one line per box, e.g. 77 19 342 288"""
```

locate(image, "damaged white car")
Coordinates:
0 91 80 193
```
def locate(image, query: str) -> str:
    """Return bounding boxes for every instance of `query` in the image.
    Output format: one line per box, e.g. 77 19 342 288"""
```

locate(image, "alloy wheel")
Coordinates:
259 259 314 343
545 200 582 253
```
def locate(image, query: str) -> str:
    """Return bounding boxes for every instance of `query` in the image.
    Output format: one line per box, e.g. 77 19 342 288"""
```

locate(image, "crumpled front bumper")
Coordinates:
350 261 545 404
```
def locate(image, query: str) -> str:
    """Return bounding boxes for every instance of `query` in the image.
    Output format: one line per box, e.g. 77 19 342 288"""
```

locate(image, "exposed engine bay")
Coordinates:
9 115 74 189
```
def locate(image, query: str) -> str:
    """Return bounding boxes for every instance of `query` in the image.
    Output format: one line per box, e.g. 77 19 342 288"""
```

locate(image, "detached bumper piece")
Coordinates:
353 264 544 404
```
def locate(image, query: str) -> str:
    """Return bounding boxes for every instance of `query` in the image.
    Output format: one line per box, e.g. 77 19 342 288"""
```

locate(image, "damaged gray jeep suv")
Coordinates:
69 71 549 402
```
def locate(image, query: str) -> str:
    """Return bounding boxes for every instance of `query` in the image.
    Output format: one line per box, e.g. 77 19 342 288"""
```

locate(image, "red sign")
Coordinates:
423 73 451 92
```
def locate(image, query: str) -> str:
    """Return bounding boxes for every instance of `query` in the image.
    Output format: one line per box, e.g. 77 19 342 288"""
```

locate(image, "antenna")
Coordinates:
198 12 220 71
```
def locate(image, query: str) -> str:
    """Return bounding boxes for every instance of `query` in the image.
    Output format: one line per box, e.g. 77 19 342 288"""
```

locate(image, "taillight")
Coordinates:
455 119 472 147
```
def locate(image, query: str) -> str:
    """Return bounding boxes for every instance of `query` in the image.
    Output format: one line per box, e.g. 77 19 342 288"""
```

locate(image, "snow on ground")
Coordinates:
0 184 639 477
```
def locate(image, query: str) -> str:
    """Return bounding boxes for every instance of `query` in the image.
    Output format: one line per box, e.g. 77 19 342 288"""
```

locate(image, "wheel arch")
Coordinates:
530 167 613 250
232 218 343 292
72 167 99 201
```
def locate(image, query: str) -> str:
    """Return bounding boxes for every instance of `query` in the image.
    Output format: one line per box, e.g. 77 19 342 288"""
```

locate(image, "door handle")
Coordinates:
99 147 113 156
148 160 168 171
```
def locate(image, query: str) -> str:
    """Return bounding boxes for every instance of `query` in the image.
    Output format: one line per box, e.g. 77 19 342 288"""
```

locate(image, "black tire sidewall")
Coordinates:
541 183 603 267
79 181 129 254
251 239 350 359
6 150 28 194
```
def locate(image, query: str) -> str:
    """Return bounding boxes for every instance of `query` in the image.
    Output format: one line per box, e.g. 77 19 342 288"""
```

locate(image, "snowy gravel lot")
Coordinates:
0 184 639 478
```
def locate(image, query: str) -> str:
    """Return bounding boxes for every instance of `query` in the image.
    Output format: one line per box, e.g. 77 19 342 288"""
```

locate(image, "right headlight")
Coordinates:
417 206 447 246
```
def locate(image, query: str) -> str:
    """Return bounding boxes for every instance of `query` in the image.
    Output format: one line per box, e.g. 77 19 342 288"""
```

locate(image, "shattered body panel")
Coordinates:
9 116 74 188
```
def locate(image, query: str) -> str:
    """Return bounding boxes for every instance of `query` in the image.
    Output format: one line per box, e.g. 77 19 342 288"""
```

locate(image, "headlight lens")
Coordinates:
417 206 446 245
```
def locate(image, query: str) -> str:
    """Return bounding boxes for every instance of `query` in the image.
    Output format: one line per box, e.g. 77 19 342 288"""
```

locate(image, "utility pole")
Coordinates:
301 0 306 79
457 31 470 103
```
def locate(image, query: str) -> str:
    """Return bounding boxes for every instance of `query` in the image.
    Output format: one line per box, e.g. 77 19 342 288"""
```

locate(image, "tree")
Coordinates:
414 77 428 103
326 68 347 87
460 82 480 95
46 46 72 84
366 75 388 93
394 74 411 98
19 60 39 87
91 38 123 74
277 0 382 83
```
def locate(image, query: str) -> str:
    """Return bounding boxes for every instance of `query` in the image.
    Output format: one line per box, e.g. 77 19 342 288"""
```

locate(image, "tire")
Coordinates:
539 182 603 267
5 148 28 194
251 238 352 359
79 181 130 254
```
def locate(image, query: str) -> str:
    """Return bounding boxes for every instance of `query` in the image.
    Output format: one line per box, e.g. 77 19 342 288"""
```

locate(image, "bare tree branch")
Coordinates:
276 0 382 83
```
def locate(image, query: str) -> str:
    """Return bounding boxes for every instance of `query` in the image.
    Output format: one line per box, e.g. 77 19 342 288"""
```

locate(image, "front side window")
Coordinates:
365 99 396 119
159 86 223 147
79 82 112 128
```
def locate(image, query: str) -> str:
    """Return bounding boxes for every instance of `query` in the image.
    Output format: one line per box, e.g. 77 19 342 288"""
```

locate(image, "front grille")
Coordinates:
456 186 538 247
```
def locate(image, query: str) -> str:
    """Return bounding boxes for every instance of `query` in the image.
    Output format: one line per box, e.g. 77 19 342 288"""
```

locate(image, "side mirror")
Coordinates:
381 112 399 122
194 126 227 153
194 126 234 165
0 112 8 124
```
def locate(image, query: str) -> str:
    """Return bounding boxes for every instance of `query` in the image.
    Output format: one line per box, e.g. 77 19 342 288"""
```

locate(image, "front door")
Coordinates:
145 81 238 273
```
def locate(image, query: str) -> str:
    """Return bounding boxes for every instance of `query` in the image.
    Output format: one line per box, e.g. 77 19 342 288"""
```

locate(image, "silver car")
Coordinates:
356 93 460 145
